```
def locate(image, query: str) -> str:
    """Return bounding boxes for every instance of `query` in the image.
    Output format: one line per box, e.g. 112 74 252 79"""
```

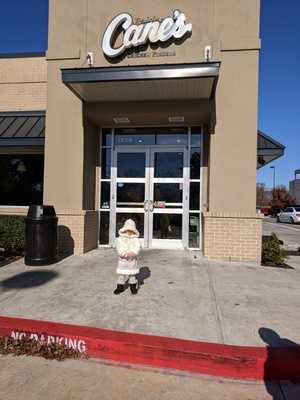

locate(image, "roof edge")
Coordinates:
0 111 46 117
0 52 46 59
258 130 286 150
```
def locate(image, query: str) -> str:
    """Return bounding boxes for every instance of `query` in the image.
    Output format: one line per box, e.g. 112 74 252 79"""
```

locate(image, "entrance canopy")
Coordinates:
62 62 220 103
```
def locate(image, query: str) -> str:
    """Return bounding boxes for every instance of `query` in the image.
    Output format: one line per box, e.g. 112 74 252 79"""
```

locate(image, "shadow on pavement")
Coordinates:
0 270 58 290
259 327 300 399
137 266 151 286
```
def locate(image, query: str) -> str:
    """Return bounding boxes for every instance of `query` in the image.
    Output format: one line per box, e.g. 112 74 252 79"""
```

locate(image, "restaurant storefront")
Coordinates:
0 0 285 262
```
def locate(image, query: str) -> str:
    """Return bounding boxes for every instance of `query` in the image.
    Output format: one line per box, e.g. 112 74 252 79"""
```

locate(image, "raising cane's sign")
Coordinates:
102 10 192 59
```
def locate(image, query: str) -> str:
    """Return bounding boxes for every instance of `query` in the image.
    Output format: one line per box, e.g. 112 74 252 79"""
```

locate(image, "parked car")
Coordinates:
277 206 300 224
269 206 282 218
261 207 271 216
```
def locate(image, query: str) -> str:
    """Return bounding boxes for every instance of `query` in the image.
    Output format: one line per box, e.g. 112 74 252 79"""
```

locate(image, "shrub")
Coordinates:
262 233 287 266
0 216 25 256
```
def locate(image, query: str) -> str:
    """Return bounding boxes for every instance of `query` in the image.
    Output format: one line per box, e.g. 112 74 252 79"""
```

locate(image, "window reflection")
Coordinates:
100 182 110 209
190 182 200 210
0 155 44 206
153 214 182 239
189 213 200 248
117 153 145 178
154 183 183 204
99 212 110 244
115 134 155 145
101 129 112 146
190 148 201 179
154 152 183 178
191 127 201 146
117 183 145 206
156 134 187 145
101 148 111 179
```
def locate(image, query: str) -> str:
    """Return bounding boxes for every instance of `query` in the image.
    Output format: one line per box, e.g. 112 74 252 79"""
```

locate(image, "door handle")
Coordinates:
148 200 154 212
144 201 149 212
144 200 154 212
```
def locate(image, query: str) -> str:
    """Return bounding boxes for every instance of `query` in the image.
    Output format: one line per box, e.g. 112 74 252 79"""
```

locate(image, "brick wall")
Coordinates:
0 57 47 111
203 212 263 263
57 210 99 256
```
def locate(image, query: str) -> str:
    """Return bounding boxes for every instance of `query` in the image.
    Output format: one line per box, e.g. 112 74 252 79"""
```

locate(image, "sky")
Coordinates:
0 0 298 190
258 0 300 189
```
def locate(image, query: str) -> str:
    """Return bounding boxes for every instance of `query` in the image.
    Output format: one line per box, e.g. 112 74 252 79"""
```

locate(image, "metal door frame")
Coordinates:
148 146 188 249
111 145 188 249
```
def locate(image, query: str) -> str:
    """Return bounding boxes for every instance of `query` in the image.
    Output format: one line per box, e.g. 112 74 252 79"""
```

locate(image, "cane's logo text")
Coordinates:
102 10 192 59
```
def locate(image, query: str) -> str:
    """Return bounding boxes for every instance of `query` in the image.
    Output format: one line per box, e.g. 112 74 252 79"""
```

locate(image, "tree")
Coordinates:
256 183 271 207
270 185 296 209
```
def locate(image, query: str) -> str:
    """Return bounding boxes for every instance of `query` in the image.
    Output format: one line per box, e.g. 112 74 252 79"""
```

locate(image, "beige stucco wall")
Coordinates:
43 0 261 258
45 0 260 207
0 57 47 111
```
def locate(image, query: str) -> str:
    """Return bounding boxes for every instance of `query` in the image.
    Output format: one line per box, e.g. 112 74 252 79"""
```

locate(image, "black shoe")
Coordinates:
130 284 138 295
114 284 125 295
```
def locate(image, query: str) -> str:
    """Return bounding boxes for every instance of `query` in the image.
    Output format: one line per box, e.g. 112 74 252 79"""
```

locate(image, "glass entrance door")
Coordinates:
111 147 149 246
111 146 188 249
149 147 188 248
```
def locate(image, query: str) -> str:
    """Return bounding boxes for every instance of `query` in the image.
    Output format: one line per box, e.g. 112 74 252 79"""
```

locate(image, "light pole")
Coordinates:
270 166 276 192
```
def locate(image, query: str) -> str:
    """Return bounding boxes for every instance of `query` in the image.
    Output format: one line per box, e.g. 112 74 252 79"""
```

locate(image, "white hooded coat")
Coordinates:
115 231 141 276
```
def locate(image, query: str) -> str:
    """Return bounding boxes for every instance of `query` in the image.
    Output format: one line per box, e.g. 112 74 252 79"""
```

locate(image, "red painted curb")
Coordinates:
0 316 299 380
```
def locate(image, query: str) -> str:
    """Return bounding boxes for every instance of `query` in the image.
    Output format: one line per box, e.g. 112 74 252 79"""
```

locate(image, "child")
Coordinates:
114 219 141 295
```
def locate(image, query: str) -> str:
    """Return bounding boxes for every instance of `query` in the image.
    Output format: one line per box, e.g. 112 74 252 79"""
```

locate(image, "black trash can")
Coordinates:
25 205 58 266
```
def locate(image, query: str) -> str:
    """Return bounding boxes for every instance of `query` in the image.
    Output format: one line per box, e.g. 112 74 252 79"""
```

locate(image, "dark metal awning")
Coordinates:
0 111 45 147
257 130 285 169
62 62 220 102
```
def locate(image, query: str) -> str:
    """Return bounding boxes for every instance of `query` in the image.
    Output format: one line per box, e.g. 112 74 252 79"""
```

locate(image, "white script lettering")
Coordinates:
102 10 192 58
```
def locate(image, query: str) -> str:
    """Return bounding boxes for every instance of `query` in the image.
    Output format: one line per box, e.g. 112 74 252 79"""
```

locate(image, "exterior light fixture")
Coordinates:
113 117 130 124
87 52 94 67
205 46 212 62
168 116 185 123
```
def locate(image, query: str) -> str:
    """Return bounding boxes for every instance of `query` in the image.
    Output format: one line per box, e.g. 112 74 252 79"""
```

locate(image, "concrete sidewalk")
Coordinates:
0 249 300 347
1 354 300 400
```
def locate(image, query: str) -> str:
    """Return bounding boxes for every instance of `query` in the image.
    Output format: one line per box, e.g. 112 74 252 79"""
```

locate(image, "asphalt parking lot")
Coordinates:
262 218 300 250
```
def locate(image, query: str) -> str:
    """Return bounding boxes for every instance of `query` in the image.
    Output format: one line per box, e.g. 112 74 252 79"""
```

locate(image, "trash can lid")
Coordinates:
27 205 56 218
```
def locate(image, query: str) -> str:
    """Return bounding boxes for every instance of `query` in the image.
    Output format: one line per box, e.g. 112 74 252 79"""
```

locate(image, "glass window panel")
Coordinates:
101 148 111 179
190 182 200 210
0 155 44 206
156 134 188 145
115 134 155 145
154 183 183 204
153 214 182 240
99 212 110 244
190 148 201 179
154 152 183 178
189 213 200 248
191 127 202 146
155 127 188 135
100 182 110 209
117 183 144 207
101 128 112 146
116 213 144 238
117 153 145 178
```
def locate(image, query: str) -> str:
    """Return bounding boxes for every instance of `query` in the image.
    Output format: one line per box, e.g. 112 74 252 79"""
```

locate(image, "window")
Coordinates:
188 127 202 249
0 154 44 206
100 128 112 245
